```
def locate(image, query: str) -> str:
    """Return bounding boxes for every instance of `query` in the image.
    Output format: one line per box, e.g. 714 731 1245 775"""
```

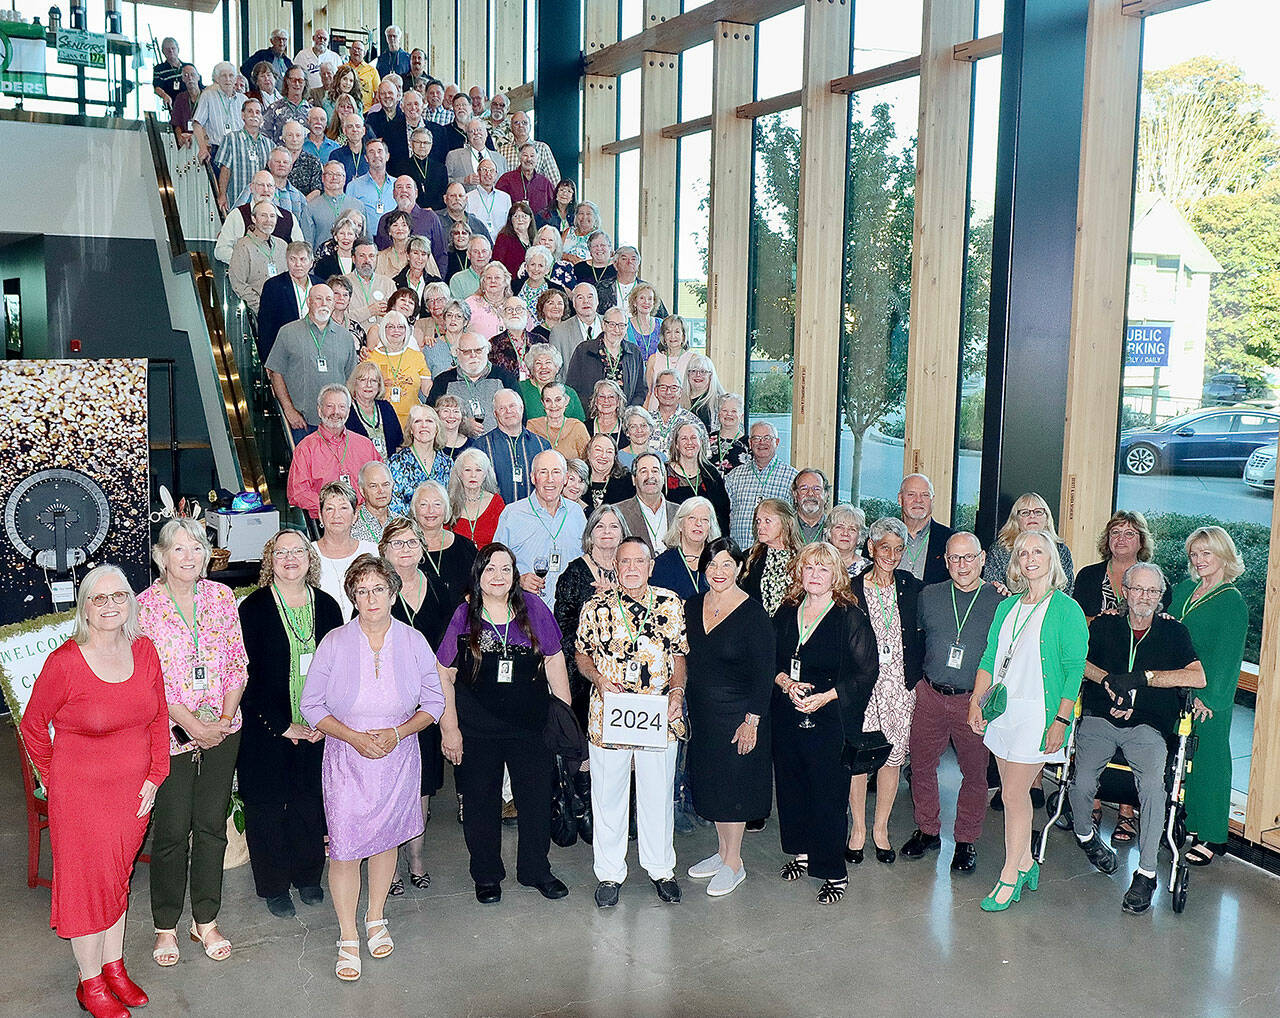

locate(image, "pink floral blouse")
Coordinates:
137 578 249 754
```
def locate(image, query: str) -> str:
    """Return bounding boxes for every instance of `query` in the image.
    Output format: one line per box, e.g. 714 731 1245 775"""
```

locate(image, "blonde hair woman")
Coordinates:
983 492 1075 595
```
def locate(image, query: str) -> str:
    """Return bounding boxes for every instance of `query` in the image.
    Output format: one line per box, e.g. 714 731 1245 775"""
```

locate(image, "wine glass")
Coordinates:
533 556 550 579
796 683 816 730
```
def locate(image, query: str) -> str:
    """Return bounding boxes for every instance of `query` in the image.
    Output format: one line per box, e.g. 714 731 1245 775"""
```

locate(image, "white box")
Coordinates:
210 508 280 562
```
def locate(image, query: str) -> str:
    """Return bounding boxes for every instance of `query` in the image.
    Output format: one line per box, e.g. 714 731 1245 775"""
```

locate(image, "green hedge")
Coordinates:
749 370 793 415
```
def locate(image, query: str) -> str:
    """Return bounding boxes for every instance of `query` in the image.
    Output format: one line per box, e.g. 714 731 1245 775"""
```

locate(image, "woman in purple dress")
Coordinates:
301 554 445 982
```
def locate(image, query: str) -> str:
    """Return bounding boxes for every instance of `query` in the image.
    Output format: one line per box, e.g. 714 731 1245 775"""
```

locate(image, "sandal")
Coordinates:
388 876 405 897
365 916 394 959
1185 840 1215 866
409 871 431 889
1111 812 1138 845
779 856 809 881
335 940 361 981
189 920 232 961
816 878 847 904
153 928 180 967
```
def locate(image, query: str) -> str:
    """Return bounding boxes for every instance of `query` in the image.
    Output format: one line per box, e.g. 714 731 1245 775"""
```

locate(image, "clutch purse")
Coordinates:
979 682 1008 723
840 730 893 776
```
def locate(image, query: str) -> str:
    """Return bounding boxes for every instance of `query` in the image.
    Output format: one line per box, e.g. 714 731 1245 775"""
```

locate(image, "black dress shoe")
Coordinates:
594 880 621 908
990 790 1004 812
265 893 296 918
651 877 682 902
950 842 977 873
528 876 569 900
745 817 767 832
875 845 896 865
1078 830 1119 874
1122 871 1157 915
475 882 502 904
297 885 325 906
901 830 942 859
844 847 864 865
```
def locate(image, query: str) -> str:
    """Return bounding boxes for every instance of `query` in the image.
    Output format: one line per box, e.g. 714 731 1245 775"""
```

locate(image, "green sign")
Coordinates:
0 22 47 98
55 27 105 69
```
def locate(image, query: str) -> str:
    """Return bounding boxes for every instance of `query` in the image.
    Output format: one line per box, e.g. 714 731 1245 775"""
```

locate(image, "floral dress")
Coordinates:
861 579 915 767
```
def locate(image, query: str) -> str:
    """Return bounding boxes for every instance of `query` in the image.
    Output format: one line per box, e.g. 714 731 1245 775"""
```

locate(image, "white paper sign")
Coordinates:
0 615 76 724
601 690 668 750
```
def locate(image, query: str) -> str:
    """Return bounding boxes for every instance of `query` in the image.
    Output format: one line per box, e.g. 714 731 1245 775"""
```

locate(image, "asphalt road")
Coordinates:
763 416 1275 526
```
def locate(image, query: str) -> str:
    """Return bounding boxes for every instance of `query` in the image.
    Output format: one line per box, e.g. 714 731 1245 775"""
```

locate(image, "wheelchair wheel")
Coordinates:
1172 865 1189 914
1172 816 1188 848
903 763 912 788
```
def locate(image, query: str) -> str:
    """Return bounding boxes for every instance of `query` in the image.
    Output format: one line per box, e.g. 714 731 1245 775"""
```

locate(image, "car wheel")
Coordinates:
1124 444 1159 476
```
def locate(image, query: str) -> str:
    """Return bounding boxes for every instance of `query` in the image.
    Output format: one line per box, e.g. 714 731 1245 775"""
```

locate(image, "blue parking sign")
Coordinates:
1125 325 1171 368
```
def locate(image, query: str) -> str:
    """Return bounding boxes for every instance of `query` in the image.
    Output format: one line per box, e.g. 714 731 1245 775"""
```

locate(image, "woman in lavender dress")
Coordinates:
301 554 445 983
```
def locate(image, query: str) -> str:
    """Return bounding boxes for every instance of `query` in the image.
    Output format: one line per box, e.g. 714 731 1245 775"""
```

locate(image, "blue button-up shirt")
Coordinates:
347 172 397 224
494 496 588 608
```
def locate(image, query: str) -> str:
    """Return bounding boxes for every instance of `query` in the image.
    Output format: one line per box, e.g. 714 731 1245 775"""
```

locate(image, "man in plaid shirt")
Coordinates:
497 111 561 187
724 421 798 547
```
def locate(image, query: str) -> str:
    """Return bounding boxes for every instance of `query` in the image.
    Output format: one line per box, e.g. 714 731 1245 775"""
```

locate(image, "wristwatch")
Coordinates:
744 714 760 728
1055 714 1072 725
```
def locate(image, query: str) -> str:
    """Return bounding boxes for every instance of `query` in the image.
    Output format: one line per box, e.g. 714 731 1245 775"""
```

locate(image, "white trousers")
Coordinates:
589 741 679 884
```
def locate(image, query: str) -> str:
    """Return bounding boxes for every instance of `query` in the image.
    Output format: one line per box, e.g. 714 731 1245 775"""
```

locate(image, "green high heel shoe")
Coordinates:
1018 861 1040 893
980 878 1022 912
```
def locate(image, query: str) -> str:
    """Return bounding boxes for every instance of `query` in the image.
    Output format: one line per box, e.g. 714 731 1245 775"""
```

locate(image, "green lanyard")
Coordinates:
292 278 310 311
411 445 436 480
750 457 778 489
252 236 277 267
1008 591 1053 646
903 527 929 571
796 595 834 653
1127 622 1149 672
531 499 568 543
679 552 700 592
616 591 654 649
398 573 424 625
1178 581 1233 621
355 274 376 308
272 583 315 644
951 581 983 640
164 582 200 657
475 186 496 220
637 502 665 547
308 322 327 358
871 578 896 625
481 605 513 654
673 461 700 492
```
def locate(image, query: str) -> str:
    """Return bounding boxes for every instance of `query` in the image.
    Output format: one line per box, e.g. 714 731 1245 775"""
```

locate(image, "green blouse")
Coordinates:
1169 578 1248 713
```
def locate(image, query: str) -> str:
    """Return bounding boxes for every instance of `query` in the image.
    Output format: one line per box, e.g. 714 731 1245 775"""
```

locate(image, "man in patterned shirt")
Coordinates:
724 421 798 547
575 536 688 908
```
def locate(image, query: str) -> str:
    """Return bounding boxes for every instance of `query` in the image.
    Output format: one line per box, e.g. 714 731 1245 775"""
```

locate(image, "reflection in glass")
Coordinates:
675 132 711 349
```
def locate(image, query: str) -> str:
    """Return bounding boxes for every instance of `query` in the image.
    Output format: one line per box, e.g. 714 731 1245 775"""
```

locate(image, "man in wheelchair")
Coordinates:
1069 562 1205 914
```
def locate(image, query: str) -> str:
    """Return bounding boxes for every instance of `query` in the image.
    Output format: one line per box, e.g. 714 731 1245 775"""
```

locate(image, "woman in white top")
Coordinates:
314 481 378 620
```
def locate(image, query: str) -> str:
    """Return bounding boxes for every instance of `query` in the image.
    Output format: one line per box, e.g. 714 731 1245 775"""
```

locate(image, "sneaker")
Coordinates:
707 864 746 897
688 853 723 879
1122 871 1157 915
1077 830 1119 875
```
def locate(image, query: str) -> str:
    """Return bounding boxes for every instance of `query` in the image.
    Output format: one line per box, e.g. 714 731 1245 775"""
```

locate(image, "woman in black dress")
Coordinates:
410 479 477 608
741 498 803 617
664 421 730 537
237 529 343 918
651 496 716 601
771 542 879 904
684 538 775 897
584 432 634 510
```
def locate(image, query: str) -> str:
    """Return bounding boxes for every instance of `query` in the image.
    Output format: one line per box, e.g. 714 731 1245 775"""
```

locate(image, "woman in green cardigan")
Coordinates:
969 531 1088 912
1172 526 1248 866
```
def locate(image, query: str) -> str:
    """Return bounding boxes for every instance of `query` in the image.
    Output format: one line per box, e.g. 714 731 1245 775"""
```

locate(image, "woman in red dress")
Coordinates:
20 566 170 1018
447 447 505 548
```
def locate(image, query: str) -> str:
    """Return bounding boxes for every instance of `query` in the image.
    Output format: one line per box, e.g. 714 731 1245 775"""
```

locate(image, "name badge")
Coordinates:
497 658 514 684
299 652 314 677
512 466 524 484
469 399 483 416
790 658 802 684
390 385 402 402
316 356 328 372
879 644 893 667
376 202 384 214
946 644 965 670
625 659 641 686
601 690 668 749
267 262 277 275
549 551 561 572
193 664 208 691
339 473 351 485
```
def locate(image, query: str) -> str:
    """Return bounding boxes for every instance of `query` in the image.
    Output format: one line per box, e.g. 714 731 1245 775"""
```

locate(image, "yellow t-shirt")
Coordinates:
352 61 381 111
368 346 429 427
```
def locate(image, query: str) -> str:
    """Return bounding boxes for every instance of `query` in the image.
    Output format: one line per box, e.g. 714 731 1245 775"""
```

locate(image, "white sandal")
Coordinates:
335 940 361 981
364 916 394 959
189 920 232 961
153 928 180 967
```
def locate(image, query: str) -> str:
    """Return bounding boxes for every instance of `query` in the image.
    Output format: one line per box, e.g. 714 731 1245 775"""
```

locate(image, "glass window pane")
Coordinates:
754 8 804 101
852 0 923 72
747 109 801 462
619 68 640 138
616 149 639 250
955 54 1001 531
836 77 920 519
679 41 712 121
620 0 643 40
976 0 1004 37
675 131 710 350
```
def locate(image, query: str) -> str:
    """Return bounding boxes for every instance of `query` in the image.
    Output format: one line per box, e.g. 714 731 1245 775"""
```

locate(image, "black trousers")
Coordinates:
242 793 327 899
455 731 553 886
772 713 847 880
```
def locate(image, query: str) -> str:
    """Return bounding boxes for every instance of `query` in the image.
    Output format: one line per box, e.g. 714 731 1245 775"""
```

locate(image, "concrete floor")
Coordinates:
7 733 1280 1018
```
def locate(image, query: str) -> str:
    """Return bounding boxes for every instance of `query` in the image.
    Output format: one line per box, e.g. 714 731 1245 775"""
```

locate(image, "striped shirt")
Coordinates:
724 455 799 548
214 129 272 204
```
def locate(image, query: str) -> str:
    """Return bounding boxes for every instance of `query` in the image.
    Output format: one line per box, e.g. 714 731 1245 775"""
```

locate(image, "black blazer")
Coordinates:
850 568 925 690
255 272 309 361
773 601 880 738
920 519 955 585
236 585 344 804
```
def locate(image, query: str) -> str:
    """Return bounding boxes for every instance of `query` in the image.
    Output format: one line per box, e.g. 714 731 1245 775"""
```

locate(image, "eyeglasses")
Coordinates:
1110 529 1139 540
945 553 980 565
273 547 309 559
748 435 776 444
1017 508 1048 519
829 524 858 535
354 585 391 599
603 320 627 330
387 538 421 550
89 591 129 607
458 347 486 356
656 384 680 392
796 484 824 494
1123 584 1163 599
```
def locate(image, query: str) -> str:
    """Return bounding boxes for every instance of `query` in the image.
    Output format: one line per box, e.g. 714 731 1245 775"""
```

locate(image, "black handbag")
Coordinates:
840 730 893 776
549 755 579 848
544 697 588 766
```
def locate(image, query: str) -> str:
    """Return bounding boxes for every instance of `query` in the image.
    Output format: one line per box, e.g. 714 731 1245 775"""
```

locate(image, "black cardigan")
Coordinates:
850 568 925 690
1072 559 1173 618
773 601 880 738
236 585 344 804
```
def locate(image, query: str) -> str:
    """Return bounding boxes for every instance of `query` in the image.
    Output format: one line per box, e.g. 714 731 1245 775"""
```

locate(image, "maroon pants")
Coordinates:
908 679 989 843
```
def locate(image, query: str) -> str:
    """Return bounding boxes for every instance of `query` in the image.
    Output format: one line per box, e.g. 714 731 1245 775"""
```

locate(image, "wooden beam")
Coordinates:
830 55 922 96
1121 0 1208 16
581 0 619 233
507 81 534 112
952 32 1002 62
1059 1 1141 570
901 0 974 525
584 0 800 77
428 0 456 83
706 21 755 396
638 49 680 297
735 89 801 120
659 115 713 139
492 0 526 94
457 0 488 92
790 0 850 474
600 135 642 155
1248 463 1280 841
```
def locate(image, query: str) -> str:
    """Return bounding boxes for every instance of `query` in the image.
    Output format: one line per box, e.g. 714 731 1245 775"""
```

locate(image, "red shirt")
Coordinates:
287 426 383 517
496 168 556 219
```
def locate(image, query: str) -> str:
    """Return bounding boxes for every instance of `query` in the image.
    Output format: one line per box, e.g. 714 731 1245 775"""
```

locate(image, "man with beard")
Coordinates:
496 110 562 186
468 389 551 505
896 473 954 584
343 236 395 329
287 384 383 518
497 143 556 221
437 181 492 244
792 469 832 544
1069 562 1205 915
262 65 312 144
374 176 446 269
214 169 305 263
266 285 359 443
613 453 678 555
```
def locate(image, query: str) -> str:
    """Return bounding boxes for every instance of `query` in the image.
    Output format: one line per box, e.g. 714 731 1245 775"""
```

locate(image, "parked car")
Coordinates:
1119 408 1280 476
1203 372 1248 404
1244 444 1276 492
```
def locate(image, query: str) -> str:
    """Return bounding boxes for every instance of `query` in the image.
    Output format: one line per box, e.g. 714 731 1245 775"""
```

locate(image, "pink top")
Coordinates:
287 426 384 518
137 578 249 754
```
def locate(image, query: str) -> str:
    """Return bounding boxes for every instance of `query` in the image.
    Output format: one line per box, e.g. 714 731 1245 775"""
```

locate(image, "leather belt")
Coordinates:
926 677 969 696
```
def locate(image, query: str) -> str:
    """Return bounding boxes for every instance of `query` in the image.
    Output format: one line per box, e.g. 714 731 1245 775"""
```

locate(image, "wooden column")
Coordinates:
428 0 457 83
492 0 526 95
1058 0 1141 554
638 50 679 301
582 0 619 229
396 1 430 64
457 0 487 92
790 0 852 475
900 0 975 525
1247 488 1280 844
706 21 754 397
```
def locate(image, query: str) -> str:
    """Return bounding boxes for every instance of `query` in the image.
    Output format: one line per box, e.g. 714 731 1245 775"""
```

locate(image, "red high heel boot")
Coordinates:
76 974 130 1018
102 959 149 1007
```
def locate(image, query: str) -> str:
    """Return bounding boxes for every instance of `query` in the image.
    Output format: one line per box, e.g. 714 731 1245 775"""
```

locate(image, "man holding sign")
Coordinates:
575 536 688 908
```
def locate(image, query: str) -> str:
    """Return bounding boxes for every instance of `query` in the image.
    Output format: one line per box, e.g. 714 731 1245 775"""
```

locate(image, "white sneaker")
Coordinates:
707 864 746 897
687 853 723 879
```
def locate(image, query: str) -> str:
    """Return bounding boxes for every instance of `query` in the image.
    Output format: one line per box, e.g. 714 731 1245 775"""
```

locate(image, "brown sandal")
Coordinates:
1111 812 1138 845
